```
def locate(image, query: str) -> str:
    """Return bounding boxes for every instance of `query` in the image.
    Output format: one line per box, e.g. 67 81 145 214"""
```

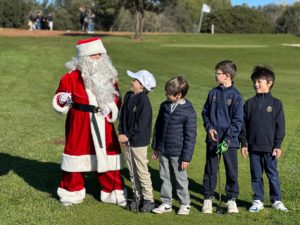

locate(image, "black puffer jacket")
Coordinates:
151 99 197 162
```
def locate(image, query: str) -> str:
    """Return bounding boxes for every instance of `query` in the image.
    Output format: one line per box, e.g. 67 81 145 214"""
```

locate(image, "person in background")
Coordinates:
87 9 95 34
35 11 42 30
28 11 35 31
47 13 54 31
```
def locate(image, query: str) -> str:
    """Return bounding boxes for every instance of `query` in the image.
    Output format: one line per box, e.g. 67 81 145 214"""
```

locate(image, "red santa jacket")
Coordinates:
52 69 123 173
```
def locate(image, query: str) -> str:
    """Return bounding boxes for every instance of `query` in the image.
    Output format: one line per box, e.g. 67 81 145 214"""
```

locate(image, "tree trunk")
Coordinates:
138 14 144 39
134 10 143 40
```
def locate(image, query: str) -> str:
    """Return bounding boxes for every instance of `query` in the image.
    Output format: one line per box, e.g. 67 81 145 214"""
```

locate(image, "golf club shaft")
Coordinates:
127 142 139 213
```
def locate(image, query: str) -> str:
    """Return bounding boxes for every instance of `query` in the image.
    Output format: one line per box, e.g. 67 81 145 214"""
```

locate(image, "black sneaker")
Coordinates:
140 200 155 212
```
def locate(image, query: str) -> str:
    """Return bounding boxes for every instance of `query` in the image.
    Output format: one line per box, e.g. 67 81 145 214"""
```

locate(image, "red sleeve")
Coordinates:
55 73 72 94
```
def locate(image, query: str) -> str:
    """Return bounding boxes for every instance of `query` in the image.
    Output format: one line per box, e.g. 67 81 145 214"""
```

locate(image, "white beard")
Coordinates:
65 54 118 108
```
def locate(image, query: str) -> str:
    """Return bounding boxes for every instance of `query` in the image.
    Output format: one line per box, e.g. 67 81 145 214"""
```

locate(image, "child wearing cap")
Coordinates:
239 65 288 212
151 76 197 215
118 70 156 212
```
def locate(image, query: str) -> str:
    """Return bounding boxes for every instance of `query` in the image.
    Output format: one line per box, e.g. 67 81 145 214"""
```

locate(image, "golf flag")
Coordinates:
202 4 211 13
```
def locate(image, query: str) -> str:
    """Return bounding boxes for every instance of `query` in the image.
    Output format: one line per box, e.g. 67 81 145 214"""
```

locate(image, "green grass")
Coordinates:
0 33 300 225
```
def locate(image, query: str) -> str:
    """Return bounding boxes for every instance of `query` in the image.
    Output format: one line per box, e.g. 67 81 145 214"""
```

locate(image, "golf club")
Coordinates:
127 142 140 213
216 136 224 215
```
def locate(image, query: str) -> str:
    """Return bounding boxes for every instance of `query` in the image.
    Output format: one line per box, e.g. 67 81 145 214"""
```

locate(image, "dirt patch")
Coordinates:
52 138 65 146
0 28 133 37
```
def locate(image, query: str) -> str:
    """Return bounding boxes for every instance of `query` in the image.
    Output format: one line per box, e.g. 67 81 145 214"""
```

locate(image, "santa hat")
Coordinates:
76 37 107 56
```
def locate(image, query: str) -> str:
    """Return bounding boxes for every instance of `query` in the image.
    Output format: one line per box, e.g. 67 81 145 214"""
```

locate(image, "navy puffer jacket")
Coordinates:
151 99 197 162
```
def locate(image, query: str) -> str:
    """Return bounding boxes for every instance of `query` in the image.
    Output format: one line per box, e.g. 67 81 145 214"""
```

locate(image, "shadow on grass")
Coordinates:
0 153 135 203
0 152 61 199
0 152 249 210
122 164 206 212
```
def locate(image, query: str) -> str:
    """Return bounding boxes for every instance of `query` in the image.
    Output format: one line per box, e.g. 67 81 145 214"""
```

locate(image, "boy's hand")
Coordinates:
152 150 159 160
118 134 128 144
181 161 189 170
241 147 248 158
208 129 218 141
272 148 282 159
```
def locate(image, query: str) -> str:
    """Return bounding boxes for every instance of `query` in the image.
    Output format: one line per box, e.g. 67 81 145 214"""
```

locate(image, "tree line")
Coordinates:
1 0 300 37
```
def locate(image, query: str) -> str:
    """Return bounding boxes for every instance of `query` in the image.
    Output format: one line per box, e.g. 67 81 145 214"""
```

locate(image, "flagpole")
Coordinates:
198 10 203 33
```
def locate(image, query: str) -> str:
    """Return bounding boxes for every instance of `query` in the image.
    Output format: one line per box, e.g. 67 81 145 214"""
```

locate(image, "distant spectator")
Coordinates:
41 15 48 29
35 12 42 30
48 13 54 31
87 10 95 34
80 7 89 31
28 12 35 31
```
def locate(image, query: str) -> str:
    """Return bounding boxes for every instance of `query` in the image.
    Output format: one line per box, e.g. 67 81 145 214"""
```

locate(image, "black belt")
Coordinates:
72 103 103 148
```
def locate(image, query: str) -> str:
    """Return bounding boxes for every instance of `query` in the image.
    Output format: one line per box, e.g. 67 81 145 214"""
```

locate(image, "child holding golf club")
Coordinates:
151 76 197 215
239 65 288 212
118 70 156 212
201 60 243 214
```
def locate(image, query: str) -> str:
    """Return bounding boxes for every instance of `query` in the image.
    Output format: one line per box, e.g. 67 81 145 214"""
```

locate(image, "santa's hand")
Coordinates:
99 105 111 117
59 92 72 105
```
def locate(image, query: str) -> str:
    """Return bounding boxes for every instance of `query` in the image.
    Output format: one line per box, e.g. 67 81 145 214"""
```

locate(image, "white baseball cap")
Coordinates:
127 70 156 91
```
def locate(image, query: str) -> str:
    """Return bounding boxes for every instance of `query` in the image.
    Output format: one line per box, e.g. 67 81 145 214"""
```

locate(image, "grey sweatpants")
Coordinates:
159 154 190 206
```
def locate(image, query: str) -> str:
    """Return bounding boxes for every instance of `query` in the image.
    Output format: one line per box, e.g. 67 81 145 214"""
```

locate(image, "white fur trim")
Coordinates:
83 88 124 173
76 39 107 56
61 153 123 172
61 154 97 172
106 102 118 123
52 93 70 114
101 189 127 207
57 187 85 204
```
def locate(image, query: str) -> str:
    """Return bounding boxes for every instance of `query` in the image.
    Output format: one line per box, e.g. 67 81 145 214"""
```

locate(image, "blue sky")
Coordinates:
232 0 296 7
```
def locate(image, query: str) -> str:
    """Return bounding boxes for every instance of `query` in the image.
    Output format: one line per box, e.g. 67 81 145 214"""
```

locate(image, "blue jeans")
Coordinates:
249 151 282 203
88 22 94 32
203 145 239 200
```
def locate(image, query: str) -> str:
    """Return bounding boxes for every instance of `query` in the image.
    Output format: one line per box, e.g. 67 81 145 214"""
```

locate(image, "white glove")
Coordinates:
59 92 72 105
99 105 111 117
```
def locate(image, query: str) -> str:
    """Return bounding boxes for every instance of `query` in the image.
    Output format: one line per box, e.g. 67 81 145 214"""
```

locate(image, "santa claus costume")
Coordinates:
52 37 126 206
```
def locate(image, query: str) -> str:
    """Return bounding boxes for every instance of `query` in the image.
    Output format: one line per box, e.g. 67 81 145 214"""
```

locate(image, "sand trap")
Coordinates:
282 43 300 47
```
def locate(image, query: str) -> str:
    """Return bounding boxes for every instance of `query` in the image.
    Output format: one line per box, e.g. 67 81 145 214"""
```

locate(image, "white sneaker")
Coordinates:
226 198 239 213
177 205 191 215
152 203 172 214
272 201 288 212
202 199 213 213
249 200 264 213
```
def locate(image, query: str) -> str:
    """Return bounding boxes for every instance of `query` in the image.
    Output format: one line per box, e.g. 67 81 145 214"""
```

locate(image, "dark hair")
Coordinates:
165 76 189 98
251 65 275 89
215 60 237 80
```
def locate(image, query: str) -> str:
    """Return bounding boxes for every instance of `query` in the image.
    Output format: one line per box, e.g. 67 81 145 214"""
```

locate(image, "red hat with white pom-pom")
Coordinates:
76 37 107 56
